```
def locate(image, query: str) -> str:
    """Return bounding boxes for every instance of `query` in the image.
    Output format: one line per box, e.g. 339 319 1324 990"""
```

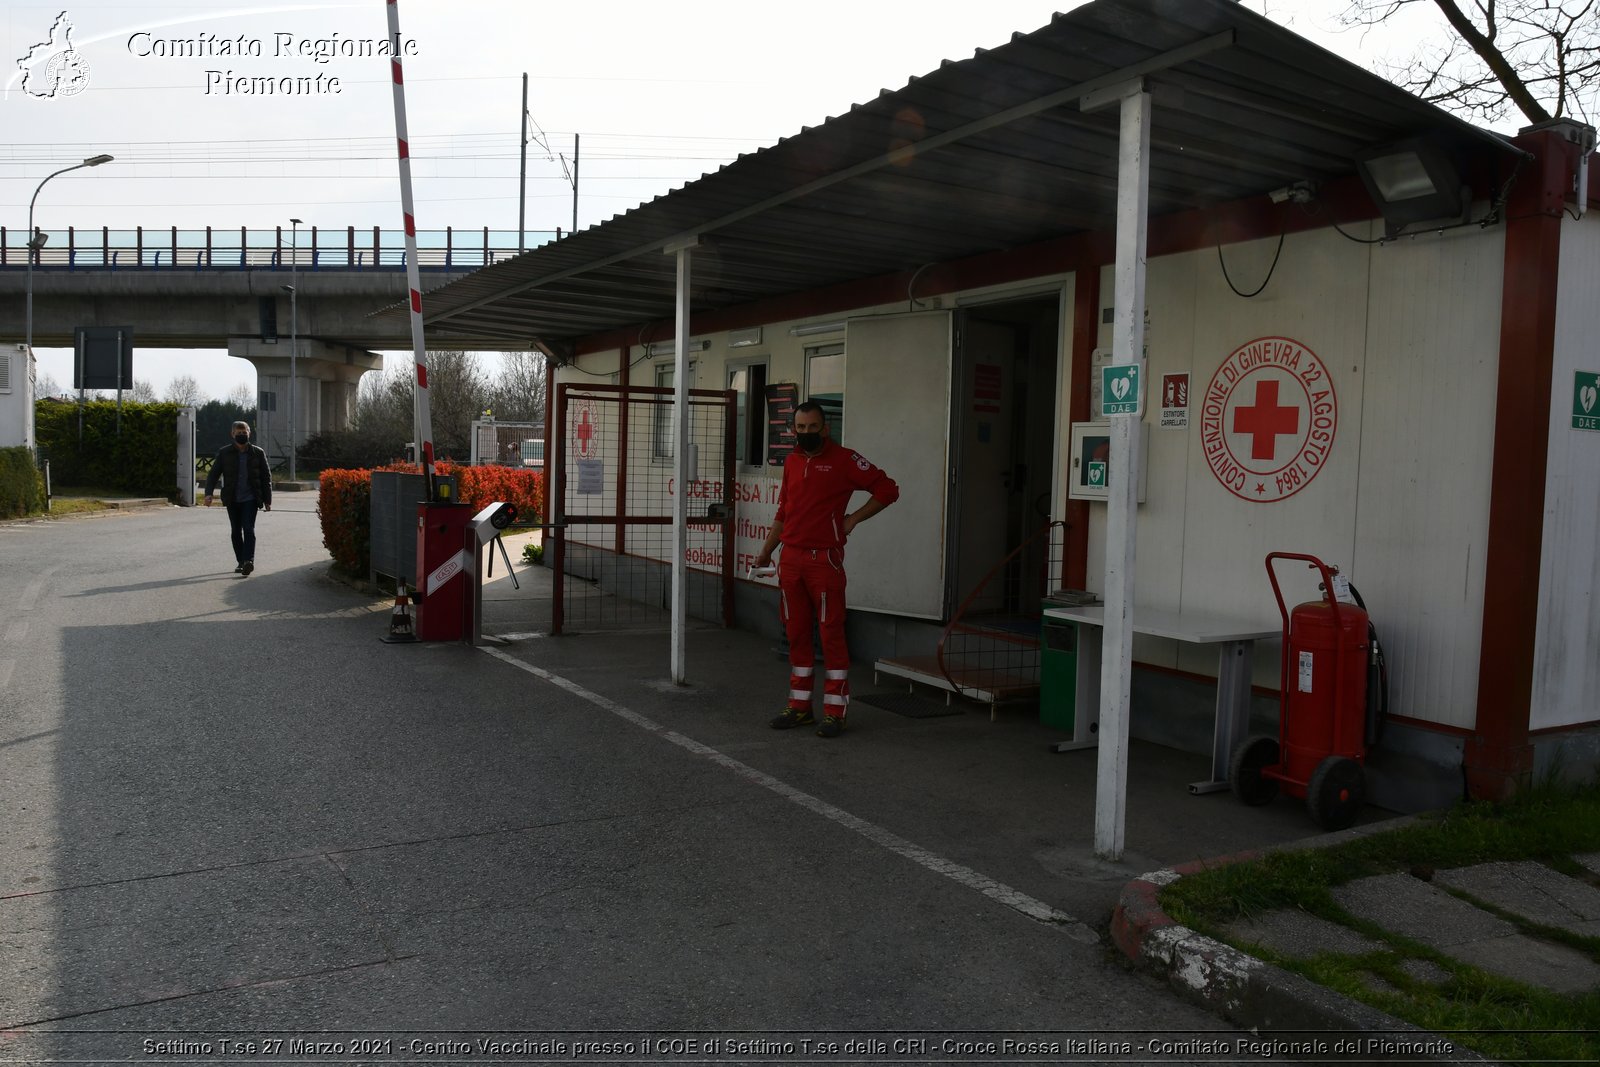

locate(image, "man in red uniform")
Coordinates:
753 401 899 738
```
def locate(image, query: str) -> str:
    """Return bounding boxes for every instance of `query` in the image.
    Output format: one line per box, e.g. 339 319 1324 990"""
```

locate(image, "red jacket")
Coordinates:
774 441 899 551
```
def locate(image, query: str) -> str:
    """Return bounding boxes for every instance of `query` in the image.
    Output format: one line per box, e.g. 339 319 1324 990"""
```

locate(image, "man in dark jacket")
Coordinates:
203 420 273 575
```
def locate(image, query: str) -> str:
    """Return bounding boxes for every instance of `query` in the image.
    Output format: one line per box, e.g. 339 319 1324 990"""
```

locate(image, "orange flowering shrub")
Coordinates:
317 467 373 573
318 462 546 575
378 461 545 524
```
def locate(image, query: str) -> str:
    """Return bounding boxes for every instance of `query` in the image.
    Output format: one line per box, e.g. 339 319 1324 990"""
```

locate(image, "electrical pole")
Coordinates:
519 72 528 253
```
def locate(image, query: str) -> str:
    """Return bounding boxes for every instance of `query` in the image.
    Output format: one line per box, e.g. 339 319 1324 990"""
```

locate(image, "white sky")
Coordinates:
3 0 1446 402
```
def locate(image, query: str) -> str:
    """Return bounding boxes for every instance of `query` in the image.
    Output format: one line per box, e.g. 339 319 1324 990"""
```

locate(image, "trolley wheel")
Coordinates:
1307 756 1365 831
1229 735 1281 806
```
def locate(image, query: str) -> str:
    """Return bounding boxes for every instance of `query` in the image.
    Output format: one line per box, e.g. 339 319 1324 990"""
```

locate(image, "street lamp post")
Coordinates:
26 155 113 383
286 216 302 482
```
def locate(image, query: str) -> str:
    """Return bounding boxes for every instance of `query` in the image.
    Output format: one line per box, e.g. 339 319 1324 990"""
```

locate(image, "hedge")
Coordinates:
34 400 182 496
317 461 546 576
317 468 374 574
0 447 44 519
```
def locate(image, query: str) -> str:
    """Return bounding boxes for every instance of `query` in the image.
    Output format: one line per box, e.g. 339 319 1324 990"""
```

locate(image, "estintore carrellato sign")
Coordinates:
1201 336 1338 503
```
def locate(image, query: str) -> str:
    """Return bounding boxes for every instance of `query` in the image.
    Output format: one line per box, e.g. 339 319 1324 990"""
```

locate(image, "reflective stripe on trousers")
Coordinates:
778 548 849 713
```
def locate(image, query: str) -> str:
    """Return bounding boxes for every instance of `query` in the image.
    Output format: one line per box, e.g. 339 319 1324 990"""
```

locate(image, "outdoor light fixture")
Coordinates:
788 320 847 337
1355 137 1466 234
26 152 114 417
646 338 709 357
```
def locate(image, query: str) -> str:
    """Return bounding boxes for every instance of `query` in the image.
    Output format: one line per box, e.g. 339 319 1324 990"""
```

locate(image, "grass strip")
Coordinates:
1160 781 1600 1061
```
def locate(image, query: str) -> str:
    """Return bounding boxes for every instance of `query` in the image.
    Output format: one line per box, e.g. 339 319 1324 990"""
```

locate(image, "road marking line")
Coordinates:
17 565 61 612
480 646 1097 941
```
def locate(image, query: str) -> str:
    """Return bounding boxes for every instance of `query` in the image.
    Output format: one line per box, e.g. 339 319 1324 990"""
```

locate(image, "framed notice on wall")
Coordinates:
764 382 798 466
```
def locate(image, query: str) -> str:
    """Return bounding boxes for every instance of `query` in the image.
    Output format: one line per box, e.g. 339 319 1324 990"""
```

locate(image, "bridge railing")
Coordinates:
0 226 563 270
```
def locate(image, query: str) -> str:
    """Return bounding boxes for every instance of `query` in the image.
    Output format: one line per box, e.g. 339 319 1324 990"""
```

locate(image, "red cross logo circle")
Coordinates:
572 400 597 459
1200 337 1338 503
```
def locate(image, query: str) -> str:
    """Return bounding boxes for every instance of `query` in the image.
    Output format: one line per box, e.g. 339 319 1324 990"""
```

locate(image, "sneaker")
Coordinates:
769 707 815 730
241 561 254 576
234 563 245 574
816 715 846 738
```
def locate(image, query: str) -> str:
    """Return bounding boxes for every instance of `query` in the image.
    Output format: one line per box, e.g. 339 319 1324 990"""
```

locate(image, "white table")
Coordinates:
1042 605 1280 794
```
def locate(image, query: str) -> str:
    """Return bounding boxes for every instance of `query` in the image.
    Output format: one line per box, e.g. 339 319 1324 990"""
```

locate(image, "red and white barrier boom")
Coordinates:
384 0 434 496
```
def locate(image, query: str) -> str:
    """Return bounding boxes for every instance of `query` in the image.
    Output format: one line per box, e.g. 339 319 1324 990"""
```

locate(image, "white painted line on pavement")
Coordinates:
480 646 1098 942
16 565 61 613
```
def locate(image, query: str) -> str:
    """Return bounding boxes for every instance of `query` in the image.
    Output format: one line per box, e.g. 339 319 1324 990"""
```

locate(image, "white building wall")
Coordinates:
1532 210 1600 730
1080 221 1505 728
1353 222 1503 729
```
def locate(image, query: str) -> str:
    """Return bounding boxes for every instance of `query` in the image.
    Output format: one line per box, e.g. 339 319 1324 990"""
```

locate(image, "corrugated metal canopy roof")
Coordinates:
399 0 1522 348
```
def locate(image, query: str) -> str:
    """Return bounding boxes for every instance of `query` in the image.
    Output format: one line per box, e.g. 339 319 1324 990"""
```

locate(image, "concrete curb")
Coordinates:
97 497 170 509
1111 822 1493 1063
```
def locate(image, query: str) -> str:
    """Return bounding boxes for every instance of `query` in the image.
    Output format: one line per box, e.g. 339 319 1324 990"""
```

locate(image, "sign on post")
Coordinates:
1100 364 1141 417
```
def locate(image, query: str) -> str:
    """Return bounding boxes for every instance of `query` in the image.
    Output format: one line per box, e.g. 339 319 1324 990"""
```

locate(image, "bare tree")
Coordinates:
34 372 62 400
1337 1 1599 125
164 374 204 406
488 350 548 424
424 350 491 458
228 381 256 410
128 379 158 402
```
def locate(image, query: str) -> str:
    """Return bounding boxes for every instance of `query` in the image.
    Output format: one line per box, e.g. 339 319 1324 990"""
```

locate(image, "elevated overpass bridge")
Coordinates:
0 225 548 444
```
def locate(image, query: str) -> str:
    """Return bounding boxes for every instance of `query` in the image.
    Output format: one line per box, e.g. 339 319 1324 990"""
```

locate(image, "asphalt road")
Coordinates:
0 496 1303 1065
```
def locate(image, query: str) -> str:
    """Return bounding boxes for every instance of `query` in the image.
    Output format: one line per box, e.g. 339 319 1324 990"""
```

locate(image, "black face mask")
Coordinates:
795 432 823 453
234 433 250 445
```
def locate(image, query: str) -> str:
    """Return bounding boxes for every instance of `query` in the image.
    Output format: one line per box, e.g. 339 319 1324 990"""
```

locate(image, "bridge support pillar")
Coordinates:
229 337 382 464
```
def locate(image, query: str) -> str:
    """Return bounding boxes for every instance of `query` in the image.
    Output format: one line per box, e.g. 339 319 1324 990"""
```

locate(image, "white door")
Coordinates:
842 312 952 619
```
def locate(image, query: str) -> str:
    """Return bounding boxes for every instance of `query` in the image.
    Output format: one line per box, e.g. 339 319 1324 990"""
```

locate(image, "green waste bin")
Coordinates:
1040 616 1077 731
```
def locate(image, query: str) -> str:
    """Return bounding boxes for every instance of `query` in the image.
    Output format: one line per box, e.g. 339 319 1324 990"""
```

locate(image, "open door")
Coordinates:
841 312 953 619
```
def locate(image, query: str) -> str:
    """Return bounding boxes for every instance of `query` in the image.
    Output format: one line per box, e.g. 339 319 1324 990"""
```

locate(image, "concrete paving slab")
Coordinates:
1221 910 1385 959
1575 851 1600 878
1331 873 1600 994
1450 933 1600 995
1332 872 1516 947
1435 860 1600 932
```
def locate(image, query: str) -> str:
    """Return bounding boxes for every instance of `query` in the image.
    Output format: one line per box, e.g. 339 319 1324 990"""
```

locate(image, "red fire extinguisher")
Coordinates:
1231 553 1387 830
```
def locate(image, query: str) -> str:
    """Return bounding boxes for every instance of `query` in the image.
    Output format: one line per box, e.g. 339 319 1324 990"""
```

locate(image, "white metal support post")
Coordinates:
666 236 697 684
288 217 301 482
1091 80 1150 861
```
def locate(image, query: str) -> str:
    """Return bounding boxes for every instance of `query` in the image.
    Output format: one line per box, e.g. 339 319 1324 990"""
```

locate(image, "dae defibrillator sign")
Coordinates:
1574 371 1599 432
1100 364 1141 417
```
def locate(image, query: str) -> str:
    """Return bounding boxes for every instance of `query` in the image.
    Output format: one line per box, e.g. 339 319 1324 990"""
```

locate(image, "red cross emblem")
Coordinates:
1200 337 1338 503
1232 379 1300 460
571 401 600 459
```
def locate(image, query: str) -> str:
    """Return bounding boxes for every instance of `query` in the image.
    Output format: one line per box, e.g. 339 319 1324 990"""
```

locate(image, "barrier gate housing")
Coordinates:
552 383 736 634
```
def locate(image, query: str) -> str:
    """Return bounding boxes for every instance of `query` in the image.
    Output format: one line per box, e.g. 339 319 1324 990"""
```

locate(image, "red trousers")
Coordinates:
779 547 850 716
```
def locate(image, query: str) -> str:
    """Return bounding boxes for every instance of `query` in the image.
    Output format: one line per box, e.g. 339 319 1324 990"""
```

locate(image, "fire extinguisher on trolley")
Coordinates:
1231 553 1389 831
